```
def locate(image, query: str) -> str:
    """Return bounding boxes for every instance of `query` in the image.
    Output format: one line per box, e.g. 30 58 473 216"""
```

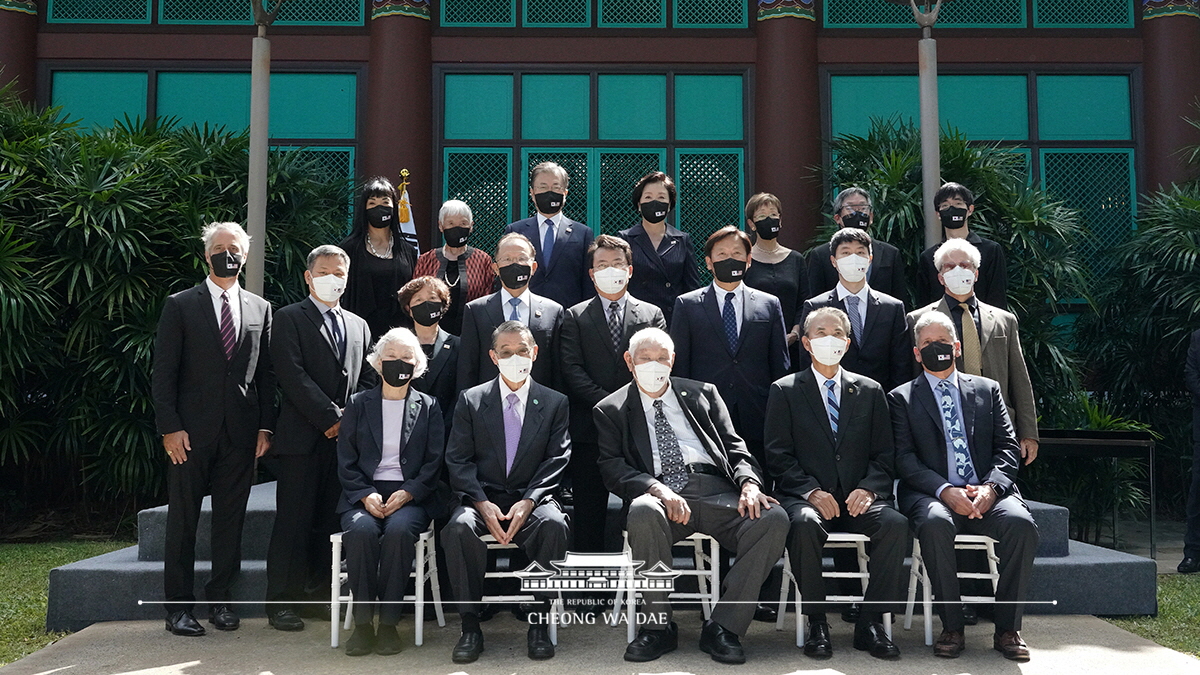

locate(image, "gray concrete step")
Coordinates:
137 482 278 562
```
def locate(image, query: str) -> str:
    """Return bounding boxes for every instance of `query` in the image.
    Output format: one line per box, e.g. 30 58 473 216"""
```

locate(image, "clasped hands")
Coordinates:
474 498 535 545
940 483 997 519
808 487 876 520
361 489 413 518
650 480 778 526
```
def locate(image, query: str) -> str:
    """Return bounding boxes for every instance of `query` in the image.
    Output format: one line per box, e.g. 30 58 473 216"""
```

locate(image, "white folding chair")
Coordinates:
478 533 562 645
904 534 1000 645
610 532 721 643
775 533 893 647
329 523 445 648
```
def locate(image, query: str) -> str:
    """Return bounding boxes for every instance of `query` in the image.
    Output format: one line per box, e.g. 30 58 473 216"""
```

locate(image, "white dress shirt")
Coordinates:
637 384 715 476
374 397 407 481
500 287 533 326
499 375 532 425
836 282 871 327
710 281 746 338
205 277 241 340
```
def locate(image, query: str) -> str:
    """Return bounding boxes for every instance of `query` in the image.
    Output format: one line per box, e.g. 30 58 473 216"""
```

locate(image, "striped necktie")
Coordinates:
825 379 839 435
219 292 236 361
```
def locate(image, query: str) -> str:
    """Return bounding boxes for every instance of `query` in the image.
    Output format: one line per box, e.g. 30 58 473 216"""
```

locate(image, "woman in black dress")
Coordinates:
617 171 701 325
742 192 807 352
339 176 419 341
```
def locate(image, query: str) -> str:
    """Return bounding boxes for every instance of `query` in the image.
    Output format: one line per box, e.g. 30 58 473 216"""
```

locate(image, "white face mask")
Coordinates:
634 361 671 391
497 354 533 384
942 266 977 296
809 335 848 367
836 254 870 284
593 267 629 295
311 274 346 303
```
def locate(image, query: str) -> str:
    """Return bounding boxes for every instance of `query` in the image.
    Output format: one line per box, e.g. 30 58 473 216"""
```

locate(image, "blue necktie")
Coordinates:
846 295 864 344
937 380 977 485
825 379 839 435
508 296 522 322
722 292 738 352
542 219 555 266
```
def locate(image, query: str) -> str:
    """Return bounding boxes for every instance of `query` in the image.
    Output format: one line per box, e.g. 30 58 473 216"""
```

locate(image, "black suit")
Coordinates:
265 297 377 609
917 231 1008 308
151 281 276 613
889 372 1038 633
560 294 666 551
457 290 564 391
411 327 459 441
618 223 702 325
797 288 911 391
807 239 908 309
765 369 906 618
505 216 595 309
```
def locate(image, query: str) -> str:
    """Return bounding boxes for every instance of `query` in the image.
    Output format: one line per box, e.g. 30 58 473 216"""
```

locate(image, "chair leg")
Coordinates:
883 612 893 640
692 539 711 619
626 588 636 643
775 562 788 632
429 539 446 627
415 536 426 647
612 533 629 628
986 540 1001 595
904 541 919 631
549 596 560 646
707 537 720 620
856 541 870 596
921 559 933 646
330 536 342 649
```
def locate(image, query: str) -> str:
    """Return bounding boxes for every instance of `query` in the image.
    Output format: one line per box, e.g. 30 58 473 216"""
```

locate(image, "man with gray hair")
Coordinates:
807 187 908 306
263 244 378 631
594 327 788 665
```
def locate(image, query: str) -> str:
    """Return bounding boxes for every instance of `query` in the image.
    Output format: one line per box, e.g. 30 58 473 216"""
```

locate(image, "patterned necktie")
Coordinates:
722 291 738 351
937 380 977 485
326 308 345 362
846 295 864 344
825 379 839 435
509 296 522 322
219 291 236 361
653 399 688 492
542 219 555 266
608 301 623 351
504 392 521 476
959 303 983 376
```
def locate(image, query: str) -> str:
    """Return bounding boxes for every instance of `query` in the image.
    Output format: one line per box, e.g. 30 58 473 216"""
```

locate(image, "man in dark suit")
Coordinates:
1181 328 1200 574
799 228 910 391
152 222 276 636
504 161 595 309
595 327 788 664
560 234 666 552
458 233 563 390
670 226 790 475
443 321 571 663
889 310 1039 661
807 187 908 307
916 182 1008 308
765 307 905 660
263 245 378 631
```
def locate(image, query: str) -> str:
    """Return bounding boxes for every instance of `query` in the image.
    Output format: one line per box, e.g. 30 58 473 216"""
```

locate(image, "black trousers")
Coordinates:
265 437 343 607
569 441 610 553
163 424 254 613
1186 406 1200 558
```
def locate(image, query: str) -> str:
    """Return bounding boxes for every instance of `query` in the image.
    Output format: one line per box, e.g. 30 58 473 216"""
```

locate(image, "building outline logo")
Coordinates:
513 551 679 593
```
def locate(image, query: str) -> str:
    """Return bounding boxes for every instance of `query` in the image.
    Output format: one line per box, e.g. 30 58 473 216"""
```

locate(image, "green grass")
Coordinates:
1106 573 1200 657
0 540 132 667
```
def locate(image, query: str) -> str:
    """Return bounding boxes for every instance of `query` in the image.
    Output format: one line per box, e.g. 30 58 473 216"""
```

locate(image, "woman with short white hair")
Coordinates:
413 200 496 335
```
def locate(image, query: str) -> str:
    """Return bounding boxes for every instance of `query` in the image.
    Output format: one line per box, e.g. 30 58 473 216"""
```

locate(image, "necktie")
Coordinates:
722 291 738 352
509 296 522 322
959 303 983 375
846 295 864 344
326 308 346 362
653 399 688 492
504 392 522 475
937 380 977 485
608 301 623 351
825 379 839 436
219 291 236 361
542 219 555 266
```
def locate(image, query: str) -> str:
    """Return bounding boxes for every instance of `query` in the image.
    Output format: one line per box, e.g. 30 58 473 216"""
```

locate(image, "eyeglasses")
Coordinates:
840 204 872 213
497 256 534 266
940 261 976 272
594 261 629 270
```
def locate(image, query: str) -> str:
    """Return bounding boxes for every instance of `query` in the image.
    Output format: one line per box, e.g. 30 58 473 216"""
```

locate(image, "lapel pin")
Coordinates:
443 344 451 349
535 310 543 318
532 399 539 405
566 227 573 234
680 391 688 397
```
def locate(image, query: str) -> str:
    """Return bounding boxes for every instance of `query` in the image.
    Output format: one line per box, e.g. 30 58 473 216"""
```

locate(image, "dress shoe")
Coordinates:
624 622 678 662
994 630 1030 661
527 623 555 660
841 603 861 623
934 629 965 658
853 622 900 659
962 603 978 625
344 624 375 656
374 624 403 655
1178 556 1200 574
207 604 239 631
803 620 832 659
296 602 331 620
754 603 778 622
699 619 746 664
165 610 206 636
268 609 305 632
452 629 484 663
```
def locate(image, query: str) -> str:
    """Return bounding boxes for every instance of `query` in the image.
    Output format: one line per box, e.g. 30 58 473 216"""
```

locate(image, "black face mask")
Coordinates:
939 206 968 230
366 205 394 229
640 200 670 224
498 263 532 289
442 226 470 248
210 250 243 278
382 359 415 387
410 301 444 327
712 258 747 284
754 217 781 240
920 341 956 373
533 190 564 215
842 211 870 230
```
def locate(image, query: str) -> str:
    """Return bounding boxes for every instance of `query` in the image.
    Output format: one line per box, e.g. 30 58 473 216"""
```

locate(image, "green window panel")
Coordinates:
598 75 667 140
524 0 590 27
441 0 516 26
159 0 363 25
599 0 666 27
51 72 149 129
831 75 1028 140
674 75 743 141
444 74 514 140
597 149 667 235
1040 149 1136 275
444 149 514 258
522 150 591 226
675 149 745 282
521 75 590 140
1037 75 1131 141
46 0 150 24
270 74 356 139
674 0 747 28
829 75 918 138
824 0 1024 28
1034 0 1134 28
157 72 251 131
274 146 357 227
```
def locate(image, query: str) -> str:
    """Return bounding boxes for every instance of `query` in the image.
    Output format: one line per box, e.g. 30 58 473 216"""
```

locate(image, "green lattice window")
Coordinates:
444 149 514 257
441 0 517 26
675 149 745 282
46 0 151 24
674 0 747 28
523 150 591 225
599 0 666 27
524 0 590 27
158 0 363 26
1041 149 1136 275
598 150 666 234
275 146 356 184
824 0 1025 28
1034 0 1134 27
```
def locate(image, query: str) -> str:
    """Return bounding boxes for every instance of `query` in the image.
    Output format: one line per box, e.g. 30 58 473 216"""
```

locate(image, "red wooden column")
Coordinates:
1143 3 1200 189
0 1 38 105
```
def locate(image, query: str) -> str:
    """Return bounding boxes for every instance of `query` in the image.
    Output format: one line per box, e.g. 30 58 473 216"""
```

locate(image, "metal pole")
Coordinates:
246 24 270 296
918 29 941 249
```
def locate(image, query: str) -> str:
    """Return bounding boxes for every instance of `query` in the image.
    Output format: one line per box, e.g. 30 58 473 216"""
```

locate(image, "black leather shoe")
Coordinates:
854 622 900 659
624 622 678 662
699 619 746 664
165 610 206 636
753 603 778 622
345 624 375 656
268 609 305 632
528 623 554 660
803 620 832 659
374 624 403 655
841 603 860 623
962 604 978 625
207 604 238 631
1178 556 1200 574
452 629 484 663
296 602 331 620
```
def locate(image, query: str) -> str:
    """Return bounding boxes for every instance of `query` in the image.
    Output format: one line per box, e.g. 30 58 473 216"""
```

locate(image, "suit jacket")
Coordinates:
270 297 379 455
906 298 1038 442
152 282 277 448
457 290 564 391
559 294 667 442
593 378 763 504
336 387 445 513
888 372 1021 513
797 288 911 391
411 327 459 438
618 223 702 325
806 239 908 309
505 216 595 309
917 231 1008 309
765 369 895 505
445 379 571 511
670 285 790 442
